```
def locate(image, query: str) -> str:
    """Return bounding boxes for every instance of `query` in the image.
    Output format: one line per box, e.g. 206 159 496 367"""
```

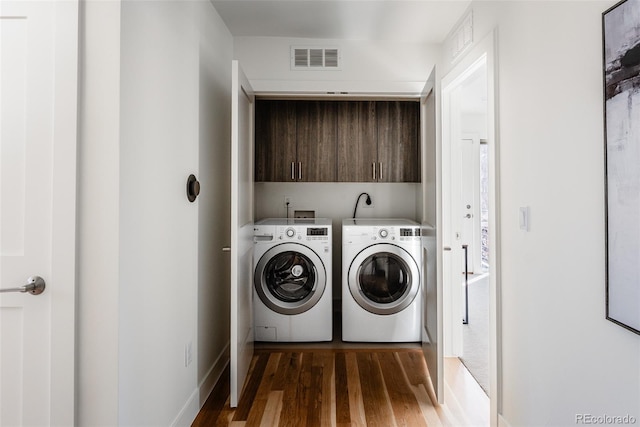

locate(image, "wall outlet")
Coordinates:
185 341 192 367
284 195 292 207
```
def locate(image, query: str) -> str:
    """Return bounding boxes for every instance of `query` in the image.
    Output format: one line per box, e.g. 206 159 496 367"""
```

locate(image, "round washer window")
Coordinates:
254 243 327 315
347 243 420 315
357 253 410 304
264 251 317 302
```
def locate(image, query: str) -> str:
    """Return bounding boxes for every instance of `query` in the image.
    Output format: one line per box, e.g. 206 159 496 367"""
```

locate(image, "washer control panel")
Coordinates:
275 226 330 241
254 220 333 253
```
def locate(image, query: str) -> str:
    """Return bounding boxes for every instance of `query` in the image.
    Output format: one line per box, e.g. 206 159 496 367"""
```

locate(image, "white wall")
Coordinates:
234 37 440 94
78 1 233 425
77 1 121 424
453 2 640 425
118 2 199 424
196 0 234 410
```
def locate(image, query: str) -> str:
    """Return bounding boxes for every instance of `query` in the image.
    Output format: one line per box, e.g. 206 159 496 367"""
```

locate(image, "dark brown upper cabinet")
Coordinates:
376 101 420 182
255 99 420 183
337 101 378 182
338 100 420 182
255 100 337 182
255 100 296 182
296 101 338 182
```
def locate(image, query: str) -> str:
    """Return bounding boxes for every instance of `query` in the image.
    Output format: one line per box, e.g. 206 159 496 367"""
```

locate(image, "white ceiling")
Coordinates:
210 0 472 43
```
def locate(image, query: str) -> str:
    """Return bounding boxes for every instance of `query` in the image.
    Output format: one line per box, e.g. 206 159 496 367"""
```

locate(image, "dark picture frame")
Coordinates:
603 0 640 335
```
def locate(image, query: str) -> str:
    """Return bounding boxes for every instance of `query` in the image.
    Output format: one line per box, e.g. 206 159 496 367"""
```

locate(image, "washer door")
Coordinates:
348 243 420 315
254 243 327 315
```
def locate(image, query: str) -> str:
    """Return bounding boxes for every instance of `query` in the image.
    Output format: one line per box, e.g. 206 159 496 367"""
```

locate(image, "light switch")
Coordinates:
519 206 530 231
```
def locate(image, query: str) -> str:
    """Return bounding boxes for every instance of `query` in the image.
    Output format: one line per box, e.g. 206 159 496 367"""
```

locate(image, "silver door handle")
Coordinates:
379 162 383 180
291 162 295 180
0 276 46 295
298 162 302 180
222 247 231 252
372 162 376 180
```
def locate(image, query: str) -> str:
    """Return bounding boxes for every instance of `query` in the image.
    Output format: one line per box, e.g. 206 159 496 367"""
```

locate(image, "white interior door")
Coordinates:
419 71 443 404
460 136 481 274
0 1 78 425
444 84 464 357
230 60 255 408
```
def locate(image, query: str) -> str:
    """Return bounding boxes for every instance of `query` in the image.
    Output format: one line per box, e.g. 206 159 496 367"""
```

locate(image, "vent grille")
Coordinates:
294 49 308 67
324 49 339 67
291 46 341 70
451 11 473 61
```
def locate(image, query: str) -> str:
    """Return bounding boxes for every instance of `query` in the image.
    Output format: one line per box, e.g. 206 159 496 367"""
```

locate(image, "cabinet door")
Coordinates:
296 101 337 182
377 101 420 182
337 101 378 182
255 100 297 181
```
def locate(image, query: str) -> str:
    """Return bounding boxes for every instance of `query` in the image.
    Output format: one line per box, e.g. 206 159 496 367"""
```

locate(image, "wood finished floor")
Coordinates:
192 348 489 427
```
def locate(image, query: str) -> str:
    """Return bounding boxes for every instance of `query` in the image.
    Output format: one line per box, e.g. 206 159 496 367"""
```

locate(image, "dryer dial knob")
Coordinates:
379 229 389 238
285 228 295 238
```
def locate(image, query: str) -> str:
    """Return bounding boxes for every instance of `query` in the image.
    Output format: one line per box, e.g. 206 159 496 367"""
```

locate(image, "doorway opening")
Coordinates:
457 62 490 395
452 58 491 396
441 30 500 425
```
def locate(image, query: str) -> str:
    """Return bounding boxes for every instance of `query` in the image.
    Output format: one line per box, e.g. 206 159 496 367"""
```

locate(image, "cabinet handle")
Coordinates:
298 162 302 180
291 162 295 180
379 162 383 180
372 162 376 180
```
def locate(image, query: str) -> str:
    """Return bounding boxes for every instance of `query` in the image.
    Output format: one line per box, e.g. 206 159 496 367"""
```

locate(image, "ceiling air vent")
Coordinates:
291 46 341 70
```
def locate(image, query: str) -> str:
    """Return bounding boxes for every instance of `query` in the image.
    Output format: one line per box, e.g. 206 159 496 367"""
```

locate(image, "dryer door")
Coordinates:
348 243 420 315
254 243 327 315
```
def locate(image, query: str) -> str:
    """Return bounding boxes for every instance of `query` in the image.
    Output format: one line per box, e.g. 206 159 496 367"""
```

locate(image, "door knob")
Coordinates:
0 276 46 295
187 174 200 202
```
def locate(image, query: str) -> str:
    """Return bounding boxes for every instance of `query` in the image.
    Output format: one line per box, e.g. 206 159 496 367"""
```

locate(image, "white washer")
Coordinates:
342 218 422 342
253 218 332 342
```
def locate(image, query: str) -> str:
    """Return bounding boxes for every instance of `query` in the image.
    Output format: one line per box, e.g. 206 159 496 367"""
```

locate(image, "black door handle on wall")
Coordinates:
187 174 200 202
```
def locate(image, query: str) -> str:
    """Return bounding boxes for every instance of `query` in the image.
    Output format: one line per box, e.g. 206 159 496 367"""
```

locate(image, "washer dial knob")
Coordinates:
379 229 389 238
285 228 296 238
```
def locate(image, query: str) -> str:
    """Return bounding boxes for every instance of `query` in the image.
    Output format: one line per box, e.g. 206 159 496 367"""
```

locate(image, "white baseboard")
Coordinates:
198 342 231 407
171 342 231 427
498 413 512 427
171 388 200 427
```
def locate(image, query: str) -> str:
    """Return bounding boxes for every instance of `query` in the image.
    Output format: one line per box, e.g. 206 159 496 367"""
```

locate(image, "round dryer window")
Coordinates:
254 243 326 315
348 244 420 315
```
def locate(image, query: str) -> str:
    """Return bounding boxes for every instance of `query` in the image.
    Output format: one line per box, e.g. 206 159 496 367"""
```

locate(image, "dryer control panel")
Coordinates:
344 225 421 244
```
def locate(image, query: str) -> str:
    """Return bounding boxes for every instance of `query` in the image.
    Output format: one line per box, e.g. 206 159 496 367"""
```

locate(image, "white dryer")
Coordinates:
253 218 332 342
342 218 421 342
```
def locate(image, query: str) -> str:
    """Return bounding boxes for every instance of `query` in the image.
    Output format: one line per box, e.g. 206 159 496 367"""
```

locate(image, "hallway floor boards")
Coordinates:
192 347 488 426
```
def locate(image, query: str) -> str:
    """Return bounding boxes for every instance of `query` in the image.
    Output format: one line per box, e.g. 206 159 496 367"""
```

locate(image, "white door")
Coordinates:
419 72 443 403
230 60 255 408
0 1 78 425
459 136 481 274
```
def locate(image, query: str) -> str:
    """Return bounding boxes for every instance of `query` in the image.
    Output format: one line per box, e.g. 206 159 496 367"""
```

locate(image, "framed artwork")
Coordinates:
603 0 640 335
